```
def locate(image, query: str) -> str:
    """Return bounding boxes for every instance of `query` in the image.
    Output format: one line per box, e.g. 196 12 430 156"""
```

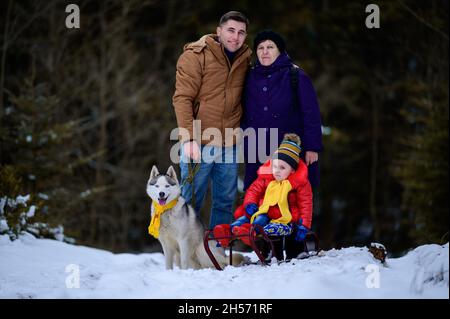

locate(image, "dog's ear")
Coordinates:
150 165 159 180
166 166 178 183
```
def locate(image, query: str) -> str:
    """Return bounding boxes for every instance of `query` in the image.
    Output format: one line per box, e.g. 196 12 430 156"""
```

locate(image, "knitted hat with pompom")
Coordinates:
273 133 301 170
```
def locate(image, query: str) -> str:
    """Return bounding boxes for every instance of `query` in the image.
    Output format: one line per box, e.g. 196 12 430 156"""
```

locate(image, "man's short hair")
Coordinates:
219 11 249 29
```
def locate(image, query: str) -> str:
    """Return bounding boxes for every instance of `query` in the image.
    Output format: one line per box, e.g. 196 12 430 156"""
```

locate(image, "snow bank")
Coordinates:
0 235 448 299
410 243 449 293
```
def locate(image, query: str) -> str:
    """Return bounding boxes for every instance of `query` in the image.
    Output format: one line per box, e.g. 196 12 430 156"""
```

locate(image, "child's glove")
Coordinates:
245 203 259 216
295 225 309 242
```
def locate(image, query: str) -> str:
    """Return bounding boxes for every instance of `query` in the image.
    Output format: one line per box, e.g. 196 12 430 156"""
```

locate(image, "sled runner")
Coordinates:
203 224 320 270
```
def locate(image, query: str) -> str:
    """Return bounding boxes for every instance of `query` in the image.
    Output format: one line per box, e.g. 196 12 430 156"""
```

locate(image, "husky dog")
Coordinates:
146 165 243 270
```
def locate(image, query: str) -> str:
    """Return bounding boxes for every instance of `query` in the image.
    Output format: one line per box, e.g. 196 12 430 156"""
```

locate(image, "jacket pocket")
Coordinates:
195 100 214 129
193 100 202 119
194 99 206 120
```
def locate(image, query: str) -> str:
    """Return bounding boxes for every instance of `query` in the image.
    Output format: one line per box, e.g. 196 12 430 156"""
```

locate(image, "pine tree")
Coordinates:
394 80 449 244
1 65 79 242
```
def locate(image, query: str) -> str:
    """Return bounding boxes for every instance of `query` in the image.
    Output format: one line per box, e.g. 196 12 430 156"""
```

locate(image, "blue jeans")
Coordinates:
180 144 238 229
230 214 270 234
231 214 270 230
231 214 292 236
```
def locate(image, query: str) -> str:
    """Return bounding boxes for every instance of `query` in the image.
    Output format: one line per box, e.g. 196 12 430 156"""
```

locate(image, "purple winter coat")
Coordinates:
242 52 323 189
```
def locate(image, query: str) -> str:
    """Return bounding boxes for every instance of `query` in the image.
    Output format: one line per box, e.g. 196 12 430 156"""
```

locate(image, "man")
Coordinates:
172 11 252 229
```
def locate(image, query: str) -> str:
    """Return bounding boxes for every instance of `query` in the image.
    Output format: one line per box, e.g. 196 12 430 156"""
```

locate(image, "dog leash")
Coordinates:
180 160 201 211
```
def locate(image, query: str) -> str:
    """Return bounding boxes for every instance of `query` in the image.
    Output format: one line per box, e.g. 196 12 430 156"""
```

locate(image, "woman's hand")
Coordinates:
305 151 318 166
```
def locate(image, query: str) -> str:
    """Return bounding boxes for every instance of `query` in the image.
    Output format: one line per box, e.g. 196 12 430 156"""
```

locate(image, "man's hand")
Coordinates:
183 141 200 161
305 151 318 166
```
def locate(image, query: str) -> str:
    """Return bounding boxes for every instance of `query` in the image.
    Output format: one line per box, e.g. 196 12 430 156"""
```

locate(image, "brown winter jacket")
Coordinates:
172 34 252 146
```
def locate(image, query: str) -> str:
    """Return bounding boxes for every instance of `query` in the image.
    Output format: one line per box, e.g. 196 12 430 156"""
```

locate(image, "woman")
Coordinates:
242 30 323 191
241 30 323 259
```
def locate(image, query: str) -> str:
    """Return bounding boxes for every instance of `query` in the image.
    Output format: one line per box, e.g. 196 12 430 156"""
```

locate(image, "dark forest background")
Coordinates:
0 0 448 255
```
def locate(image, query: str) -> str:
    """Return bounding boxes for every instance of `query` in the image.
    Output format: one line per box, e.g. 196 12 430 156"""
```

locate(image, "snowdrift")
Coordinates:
0 234 448 299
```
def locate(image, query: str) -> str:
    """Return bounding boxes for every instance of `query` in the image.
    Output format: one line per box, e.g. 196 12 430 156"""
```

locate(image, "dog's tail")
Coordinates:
198 242 248 269
219 250 247 266
229 251 248 266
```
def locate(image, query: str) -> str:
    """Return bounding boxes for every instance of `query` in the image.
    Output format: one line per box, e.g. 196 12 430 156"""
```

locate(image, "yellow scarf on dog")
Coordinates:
250 179 293 225
148 198 178 238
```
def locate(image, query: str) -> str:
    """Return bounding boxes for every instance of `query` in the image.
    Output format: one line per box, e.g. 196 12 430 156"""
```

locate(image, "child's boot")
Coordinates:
213 224 232 247
232 223 254 246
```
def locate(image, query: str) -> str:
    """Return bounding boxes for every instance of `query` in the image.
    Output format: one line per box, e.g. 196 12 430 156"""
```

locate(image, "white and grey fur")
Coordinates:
146 165 244 270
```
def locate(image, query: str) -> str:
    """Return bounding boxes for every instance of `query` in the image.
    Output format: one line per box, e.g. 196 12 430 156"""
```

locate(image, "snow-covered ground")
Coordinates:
0 234 448 299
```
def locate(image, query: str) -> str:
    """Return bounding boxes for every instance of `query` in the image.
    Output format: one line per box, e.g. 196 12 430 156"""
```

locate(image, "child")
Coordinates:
213 133 313 253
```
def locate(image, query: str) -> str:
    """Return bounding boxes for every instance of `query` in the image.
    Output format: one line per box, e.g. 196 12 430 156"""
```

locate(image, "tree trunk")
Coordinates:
370 89 380 241
92 3 109 243
0 0 12 116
